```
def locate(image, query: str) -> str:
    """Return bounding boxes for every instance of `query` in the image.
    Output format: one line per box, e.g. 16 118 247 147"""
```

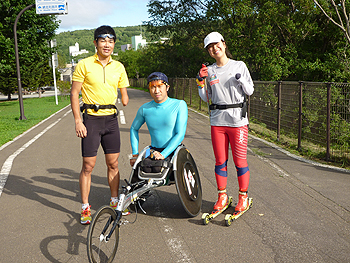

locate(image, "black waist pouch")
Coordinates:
141 157 173 173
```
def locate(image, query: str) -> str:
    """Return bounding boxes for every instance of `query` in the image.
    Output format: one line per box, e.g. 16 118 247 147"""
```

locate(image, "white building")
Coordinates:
120 35 169 52
69 42 89 56
131 35 147 50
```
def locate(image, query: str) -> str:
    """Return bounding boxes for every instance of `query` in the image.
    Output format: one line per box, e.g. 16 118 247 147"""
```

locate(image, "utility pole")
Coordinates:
51 39 58 105
14 4 35 120
14 1 68 120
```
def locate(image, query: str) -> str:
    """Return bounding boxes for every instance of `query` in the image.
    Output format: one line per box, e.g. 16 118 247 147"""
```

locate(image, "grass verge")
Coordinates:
0 95 71 146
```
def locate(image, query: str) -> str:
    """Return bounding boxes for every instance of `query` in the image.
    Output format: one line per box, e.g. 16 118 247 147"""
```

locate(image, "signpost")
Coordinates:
35 0 68 15
14 1 68 120
50 39 59 105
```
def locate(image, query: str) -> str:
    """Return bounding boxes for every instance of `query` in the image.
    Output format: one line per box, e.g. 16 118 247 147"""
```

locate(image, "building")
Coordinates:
131 35 147 50
69 42 89 57
120 35 169 52
121 44 132 52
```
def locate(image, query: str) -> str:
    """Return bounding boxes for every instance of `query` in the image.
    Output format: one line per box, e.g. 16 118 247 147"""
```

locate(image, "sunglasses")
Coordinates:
96 34 115 40
148 81 168 88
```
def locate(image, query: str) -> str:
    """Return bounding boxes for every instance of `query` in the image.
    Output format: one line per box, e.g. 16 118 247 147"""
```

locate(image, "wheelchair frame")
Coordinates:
87 144 202 263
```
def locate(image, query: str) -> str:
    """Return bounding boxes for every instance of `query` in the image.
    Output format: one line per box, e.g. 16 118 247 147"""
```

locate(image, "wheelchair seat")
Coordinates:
130 146 174 181
138 151 173 180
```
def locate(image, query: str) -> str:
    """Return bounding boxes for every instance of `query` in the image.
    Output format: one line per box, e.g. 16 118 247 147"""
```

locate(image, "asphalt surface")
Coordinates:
0 89 349 263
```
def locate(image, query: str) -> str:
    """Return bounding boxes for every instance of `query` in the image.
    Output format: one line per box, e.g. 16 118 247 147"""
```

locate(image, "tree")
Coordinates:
313 0 350 45
0 0 59 99
144 0 350 82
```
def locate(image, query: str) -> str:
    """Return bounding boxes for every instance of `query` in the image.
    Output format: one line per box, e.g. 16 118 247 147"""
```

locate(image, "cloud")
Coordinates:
56 0 149 33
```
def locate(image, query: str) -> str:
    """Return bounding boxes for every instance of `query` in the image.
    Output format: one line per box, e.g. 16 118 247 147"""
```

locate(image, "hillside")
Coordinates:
55 25 151 63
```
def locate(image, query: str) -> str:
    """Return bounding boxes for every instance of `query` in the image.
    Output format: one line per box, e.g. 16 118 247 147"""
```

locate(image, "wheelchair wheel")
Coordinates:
174 148 202 217
87 206 119 263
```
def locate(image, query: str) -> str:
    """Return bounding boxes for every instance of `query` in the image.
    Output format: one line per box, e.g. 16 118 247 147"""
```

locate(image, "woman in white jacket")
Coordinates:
196 32 254 214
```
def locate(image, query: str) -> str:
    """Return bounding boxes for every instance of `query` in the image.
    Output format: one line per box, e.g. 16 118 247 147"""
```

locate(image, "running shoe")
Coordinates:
110 200 130 216
81 205 91 225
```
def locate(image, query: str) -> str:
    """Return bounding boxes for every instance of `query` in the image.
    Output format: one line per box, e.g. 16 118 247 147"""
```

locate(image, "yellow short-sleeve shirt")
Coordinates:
72 53 129 116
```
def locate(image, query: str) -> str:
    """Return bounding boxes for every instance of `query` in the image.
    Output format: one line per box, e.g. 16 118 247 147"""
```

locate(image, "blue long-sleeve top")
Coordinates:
130 97 188 158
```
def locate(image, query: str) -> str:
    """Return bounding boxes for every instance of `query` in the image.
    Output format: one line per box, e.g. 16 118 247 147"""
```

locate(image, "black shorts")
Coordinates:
82 114 120 157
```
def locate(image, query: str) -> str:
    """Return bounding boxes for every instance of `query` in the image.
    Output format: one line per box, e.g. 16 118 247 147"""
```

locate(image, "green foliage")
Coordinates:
0 0 59 97
143 0 350 82
55 26 153 64
51 0 350 82
114 49 143 78
3 0 350 97
57 80 71 96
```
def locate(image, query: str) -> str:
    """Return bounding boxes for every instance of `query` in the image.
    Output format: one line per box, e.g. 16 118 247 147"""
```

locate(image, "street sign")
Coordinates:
35 0 68 15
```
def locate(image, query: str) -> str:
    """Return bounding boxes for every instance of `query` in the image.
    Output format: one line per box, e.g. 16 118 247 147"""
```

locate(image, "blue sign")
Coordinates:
36 0 68 15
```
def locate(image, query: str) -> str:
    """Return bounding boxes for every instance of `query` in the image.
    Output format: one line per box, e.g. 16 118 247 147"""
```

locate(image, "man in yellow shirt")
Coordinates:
70 25 129 224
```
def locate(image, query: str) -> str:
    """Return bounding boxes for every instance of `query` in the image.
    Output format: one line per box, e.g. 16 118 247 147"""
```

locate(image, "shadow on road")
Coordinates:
40 214 87 263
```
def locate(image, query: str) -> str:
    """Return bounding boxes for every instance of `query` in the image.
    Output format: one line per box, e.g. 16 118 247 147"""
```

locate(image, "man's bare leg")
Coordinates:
80 156 97 204
105 153 120 198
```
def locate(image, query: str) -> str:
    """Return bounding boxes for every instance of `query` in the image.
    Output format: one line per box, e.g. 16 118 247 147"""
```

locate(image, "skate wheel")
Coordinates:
224 214 232 227
202 213 210 225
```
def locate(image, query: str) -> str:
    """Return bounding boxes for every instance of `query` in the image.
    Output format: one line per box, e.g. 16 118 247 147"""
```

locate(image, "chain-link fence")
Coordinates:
129 78 350 165
330 83 350 162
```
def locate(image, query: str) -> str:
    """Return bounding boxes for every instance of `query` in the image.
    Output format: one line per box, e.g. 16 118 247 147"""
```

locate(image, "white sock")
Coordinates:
82 203 89 210
110 197 119 204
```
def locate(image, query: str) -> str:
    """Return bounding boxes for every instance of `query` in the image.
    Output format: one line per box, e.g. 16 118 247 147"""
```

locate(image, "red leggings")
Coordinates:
211 125 250 192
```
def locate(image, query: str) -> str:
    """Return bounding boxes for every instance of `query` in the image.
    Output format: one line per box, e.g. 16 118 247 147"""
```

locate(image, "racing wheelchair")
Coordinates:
87 144 202 263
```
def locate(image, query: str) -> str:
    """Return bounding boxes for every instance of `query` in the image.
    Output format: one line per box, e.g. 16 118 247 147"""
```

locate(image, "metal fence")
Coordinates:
129 78 350 164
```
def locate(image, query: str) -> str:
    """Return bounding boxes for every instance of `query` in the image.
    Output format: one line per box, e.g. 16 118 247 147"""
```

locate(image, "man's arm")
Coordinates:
129 107 145 165
160 100 188 158
70 81 87 138
119 87 129 106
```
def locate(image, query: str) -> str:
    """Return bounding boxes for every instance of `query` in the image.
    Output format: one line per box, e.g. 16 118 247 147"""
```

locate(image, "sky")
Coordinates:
56 0 150 33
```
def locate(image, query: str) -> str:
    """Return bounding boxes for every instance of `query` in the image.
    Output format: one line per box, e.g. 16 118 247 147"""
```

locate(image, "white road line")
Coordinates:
119 110 126 124
153 194 194 262
249 134 350 174
0 109 71 197
247 146 290 177
0 98 128 198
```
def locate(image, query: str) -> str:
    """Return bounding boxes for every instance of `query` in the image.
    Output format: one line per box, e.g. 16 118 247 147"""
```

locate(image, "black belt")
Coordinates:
209 102 245 110
80 103 118 112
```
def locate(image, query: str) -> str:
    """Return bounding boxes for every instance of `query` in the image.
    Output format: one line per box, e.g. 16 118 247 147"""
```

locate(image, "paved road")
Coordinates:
0 89 349 262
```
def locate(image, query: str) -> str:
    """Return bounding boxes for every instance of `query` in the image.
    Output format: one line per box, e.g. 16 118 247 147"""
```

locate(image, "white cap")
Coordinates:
204 32 224 48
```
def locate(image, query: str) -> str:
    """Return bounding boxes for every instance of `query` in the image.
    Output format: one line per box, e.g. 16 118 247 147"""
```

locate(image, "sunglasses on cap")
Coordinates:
148 80 168 88
96 34 115 40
